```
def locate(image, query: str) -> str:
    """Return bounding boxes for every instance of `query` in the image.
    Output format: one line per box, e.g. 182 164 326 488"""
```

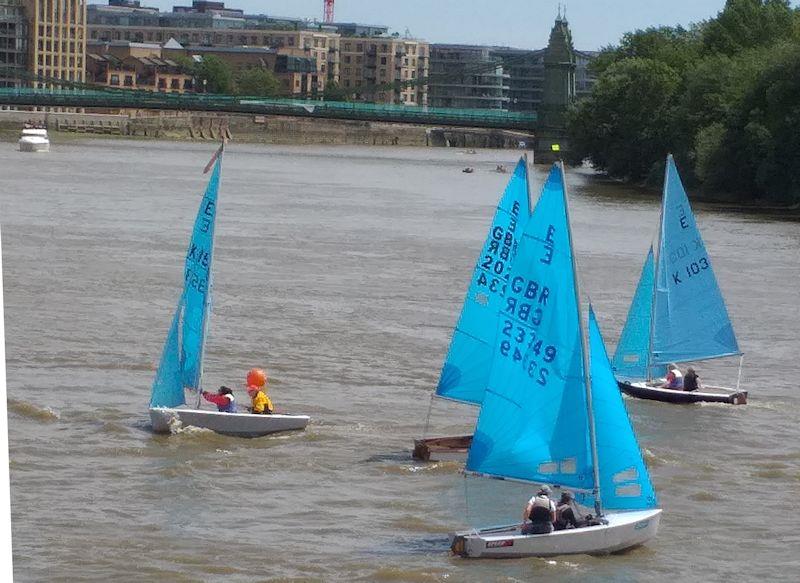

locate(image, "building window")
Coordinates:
124 75 134 87
110 74 119 85
356 43 362 51
381 57 386 65
171 78 179 89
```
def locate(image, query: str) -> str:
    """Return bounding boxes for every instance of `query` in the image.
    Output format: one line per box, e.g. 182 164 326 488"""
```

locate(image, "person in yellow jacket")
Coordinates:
246 368 274 414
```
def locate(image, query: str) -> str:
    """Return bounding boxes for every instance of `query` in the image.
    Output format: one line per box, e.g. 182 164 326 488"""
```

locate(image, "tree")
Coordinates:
567 58 680 181
589 26 702 77
322 80 352 102
194 55 233 94
701 0 794 56
235 67 280 97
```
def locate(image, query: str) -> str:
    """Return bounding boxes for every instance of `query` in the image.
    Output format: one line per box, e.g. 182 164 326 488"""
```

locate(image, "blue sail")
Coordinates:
652 156 740 365
466 164 593 492
612 247 666 380
589 307 657 510
150 153 222 408
436 158 531 405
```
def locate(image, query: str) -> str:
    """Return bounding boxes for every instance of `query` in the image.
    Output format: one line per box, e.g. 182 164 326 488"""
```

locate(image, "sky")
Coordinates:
141 1 799 51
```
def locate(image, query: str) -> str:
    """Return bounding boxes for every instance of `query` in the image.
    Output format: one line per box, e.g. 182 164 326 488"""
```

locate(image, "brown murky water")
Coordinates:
2 140 799 581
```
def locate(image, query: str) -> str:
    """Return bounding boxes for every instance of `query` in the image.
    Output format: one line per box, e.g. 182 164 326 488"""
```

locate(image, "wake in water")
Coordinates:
7 398 60 422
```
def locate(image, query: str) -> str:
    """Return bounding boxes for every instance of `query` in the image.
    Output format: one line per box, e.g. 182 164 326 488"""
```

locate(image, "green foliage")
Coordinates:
701 0 794 56
567 58 680 180
235 67 280 97
568 0 800 203
194 55 233 94
322 81 353 102
590 26 702 76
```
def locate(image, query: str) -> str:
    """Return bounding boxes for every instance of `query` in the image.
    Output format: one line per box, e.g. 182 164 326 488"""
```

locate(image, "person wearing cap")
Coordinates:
245 368 273 415
201 386 236 413
554 491 582 530
661 363 684 390
521 485 556 534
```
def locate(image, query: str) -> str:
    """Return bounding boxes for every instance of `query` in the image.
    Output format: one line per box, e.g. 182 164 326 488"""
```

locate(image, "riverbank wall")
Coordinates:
0 109 535 149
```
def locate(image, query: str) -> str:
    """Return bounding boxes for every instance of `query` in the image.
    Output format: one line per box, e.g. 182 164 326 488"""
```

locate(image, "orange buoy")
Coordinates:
246 368 267 388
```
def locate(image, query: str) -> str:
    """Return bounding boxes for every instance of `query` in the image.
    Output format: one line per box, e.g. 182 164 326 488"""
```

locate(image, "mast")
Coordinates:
194 142 224 408
559 161 602 516
646 156 669 382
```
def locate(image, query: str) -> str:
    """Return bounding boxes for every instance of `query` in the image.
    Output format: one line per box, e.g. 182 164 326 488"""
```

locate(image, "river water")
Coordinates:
2 140 798 582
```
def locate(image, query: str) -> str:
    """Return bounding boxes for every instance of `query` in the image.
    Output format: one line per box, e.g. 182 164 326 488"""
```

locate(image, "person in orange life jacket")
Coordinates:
661 363 684 390
683 367 700 392
202 386 236 413
521 485 556 534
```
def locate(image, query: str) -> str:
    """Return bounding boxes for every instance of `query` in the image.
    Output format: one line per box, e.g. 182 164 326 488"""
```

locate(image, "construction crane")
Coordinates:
323 0 334 23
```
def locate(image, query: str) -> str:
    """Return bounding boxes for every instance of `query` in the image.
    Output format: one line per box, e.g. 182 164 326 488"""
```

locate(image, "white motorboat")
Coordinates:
19 127 50 152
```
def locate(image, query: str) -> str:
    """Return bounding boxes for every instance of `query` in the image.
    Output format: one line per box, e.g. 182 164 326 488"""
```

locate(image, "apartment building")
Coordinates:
0 0 28 87
339 36 428 105
25 0 87 87
428 44 509 110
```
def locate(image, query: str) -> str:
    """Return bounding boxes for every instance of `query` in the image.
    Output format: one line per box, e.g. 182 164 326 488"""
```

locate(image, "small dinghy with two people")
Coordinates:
413 157 533 461
148 143 310 437
612 155 747 405
450 163 661 559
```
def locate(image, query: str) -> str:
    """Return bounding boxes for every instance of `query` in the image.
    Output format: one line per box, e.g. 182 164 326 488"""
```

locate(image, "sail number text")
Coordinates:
499 319 556 385
474 202 522 296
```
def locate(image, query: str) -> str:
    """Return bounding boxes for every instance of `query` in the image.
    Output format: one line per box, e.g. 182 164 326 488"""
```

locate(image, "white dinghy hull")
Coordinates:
149 407 310 437
451 509 661 558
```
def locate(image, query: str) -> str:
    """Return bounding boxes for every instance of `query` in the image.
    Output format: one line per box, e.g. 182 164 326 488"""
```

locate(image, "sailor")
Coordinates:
246 368 274 415
683 367 700 392
521 485 556 534
554 491 582 530
201 386 236 413
661 364 684 390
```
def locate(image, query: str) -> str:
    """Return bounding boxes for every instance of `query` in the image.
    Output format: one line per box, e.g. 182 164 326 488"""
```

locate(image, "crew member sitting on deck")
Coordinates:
246 368 273 414
202 386 236 413
554 491 582 530
661 364 684 390
683 367 700 392
522 485 556 534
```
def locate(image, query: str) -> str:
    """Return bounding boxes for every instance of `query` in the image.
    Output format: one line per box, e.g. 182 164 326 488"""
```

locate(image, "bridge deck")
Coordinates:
0 88 537 131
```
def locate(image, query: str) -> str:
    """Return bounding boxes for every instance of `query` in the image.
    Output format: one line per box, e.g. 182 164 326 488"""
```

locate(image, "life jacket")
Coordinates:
667 369 684 389
528 495 552 523
219 394 236 413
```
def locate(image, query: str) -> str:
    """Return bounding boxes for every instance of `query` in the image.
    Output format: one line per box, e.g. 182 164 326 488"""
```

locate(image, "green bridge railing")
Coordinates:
0 87 538 131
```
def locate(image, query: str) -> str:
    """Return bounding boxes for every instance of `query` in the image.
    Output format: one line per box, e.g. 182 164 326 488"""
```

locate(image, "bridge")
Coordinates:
0 87 538 131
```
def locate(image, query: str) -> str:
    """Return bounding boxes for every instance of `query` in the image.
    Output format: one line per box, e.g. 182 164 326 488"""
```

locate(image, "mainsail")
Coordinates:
150 152 222 408
466 163 593 492
651 155 740 365
589 307 658 510
612 247 666 380
436 158 531 405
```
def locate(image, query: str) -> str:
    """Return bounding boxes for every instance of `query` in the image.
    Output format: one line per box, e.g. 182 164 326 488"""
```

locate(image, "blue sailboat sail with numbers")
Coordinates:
450 162 661 559
436 158 532 405
414 158 532 461
148 144 310 436
613 155 746 405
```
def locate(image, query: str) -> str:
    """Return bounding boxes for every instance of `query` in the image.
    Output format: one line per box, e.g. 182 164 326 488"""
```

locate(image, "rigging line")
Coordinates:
735 354 744 392
422 392 434 439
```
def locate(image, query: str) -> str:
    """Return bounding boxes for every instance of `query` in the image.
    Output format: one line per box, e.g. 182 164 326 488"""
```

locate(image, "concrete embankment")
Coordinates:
0 109 534 149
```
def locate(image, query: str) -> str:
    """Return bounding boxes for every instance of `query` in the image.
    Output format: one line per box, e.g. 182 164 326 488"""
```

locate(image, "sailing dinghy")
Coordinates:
413 158 532 461
612 155 747 405
450 163 661 558
148 144 310 437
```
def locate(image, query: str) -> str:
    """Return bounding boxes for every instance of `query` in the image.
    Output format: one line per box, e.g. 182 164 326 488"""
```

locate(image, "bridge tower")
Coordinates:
537 8 577 160
324 0 334 23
